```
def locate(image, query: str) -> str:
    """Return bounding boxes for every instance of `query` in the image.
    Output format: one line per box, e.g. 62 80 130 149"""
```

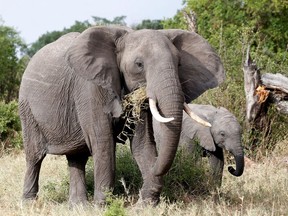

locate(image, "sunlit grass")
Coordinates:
1 141 287 215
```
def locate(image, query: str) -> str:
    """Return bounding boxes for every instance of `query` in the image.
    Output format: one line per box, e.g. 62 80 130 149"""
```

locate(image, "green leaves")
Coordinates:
27 16 128 57
0 24 28 102
162 0 288 156
0 100 22 153
133 19 164 30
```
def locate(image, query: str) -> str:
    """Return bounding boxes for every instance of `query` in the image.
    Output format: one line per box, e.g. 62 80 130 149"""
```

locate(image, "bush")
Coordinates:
83 144 212 203
162 1 288 159
85 144 142 200
162 146 212 202
104 195 126 216
0 100 22 154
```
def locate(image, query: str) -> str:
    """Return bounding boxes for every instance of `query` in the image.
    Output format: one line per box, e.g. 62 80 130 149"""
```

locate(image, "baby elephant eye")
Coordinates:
136 62 143 68
135 60 144 70
220 131 225 137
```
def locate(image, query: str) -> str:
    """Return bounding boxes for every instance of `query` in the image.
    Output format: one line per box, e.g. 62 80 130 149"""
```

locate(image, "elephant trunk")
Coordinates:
147 69 184 176
228 147 244 177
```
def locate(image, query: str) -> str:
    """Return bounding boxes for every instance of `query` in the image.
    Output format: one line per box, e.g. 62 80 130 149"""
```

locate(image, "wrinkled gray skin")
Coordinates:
154 104 244 187
19 26 224 205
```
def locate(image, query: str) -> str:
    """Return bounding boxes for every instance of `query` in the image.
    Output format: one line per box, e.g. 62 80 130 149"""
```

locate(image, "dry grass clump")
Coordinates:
121 86 148 121
118 86 148 141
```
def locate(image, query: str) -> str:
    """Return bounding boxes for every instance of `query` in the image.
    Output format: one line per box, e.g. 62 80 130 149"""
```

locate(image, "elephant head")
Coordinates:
210 107 244 177
66 26 225 177
189 105 244 177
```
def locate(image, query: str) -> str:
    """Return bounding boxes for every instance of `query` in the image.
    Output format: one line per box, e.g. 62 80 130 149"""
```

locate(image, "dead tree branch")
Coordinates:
183 10 198 33
261 73 288 114
243 46 269 129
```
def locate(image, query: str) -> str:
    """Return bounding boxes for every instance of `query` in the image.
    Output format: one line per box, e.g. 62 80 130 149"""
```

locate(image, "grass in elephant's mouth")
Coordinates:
118 86 148 142
121 86 148 120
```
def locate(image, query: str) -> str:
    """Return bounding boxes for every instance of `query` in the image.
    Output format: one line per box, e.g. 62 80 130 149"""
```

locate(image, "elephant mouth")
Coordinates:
121 86 211 126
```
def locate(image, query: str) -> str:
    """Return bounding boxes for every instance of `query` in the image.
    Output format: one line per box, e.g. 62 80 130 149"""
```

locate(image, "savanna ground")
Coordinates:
1 140 287 216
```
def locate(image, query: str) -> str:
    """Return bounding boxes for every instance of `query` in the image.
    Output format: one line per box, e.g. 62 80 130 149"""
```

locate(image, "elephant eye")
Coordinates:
220 131 225 137
135 59 144 71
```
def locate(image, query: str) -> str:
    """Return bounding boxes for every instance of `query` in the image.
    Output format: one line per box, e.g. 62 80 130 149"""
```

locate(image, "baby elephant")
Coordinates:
154 104 244 186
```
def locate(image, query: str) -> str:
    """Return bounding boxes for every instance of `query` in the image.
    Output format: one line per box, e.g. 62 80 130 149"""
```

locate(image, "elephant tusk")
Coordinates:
149 98 175 123
183 103 212 127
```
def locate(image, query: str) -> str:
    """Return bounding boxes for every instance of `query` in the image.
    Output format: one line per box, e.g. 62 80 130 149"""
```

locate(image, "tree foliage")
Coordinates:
162 11 187 30
162 0 288 79
162 0 288 155
0 23 28 102
27 20 91 56
28 16 127 56
133 19 164 30
164 0 288 51
0 100 22 153
92 15 127 26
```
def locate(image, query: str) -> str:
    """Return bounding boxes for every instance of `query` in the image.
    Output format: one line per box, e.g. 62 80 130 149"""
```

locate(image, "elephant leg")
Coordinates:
207 146 224 187
93 138 115 205
82 114 115 205
22 121 47 200
66 154 89 205
131 111 163 206
23 156 45 199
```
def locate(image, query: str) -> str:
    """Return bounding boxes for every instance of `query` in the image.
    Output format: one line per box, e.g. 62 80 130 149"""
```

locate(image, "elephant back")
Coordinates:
19 32 80 100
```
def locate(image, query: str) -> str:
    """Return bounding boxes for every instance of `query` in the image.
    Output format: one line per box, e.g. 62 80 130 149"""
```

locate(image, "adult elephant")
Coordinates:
154 104 244 187
19 26 225 205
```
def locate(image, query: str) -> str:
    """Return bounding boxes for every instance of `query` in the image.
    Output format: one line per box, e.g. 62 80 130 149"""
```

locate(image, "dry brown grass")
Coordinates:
0 140 287 215
117 86 148 142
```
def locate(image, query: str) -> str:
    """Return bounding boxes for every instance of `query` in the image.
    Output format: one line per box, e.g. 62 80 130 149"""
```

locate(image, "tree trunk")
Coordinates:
242 46 269 130
261 73 288 114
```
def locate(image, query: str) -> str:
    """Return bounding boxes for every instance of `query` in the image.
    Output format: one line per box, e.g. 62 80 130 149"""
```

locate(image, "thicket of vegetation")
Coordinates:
0 21 28 103
163 0 288 158
0 0 287 214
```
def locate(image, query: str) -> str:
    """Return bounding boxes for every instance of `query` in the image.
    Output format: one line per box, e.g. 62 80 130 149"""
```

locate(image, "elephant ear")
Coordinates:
183 116 216 151
195 127 216 152
160 30 225 102
66 26 128 116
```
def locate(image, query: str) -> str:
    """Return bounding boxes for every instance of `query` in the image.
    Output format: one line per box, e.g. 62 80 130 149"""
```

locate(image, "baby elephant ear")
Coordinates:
66 26 128 99
182 117 216 151
196 128 216 152
160 30 225 103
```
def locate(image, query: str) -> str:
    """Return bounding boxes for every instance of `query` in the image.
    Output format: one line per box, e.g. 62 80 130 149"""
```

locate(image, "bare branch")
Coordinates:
182 10 198 33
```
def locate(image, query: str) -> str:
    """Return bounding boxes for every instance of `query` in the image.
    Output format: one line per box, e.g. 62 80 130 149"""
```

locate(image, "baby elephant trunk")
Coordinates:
228 148 244 177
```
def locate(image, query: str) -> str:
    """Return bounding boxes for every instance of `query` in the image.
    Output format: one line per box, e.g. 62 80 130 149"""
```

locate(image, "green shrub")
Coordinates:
42 178 69 203
0 100 22 154
163 0 288 159
114 144 142 196
104 195 126 216
85 144 142 199
85 144 212 203
162 145 212 202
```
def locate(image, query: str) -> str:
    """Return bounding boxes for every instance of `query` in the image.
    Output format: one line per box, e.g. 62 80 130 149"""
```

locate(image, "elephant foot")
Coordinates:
137 176 163 206
93 190 107 207
68 186 88 207
137 190 160 207
22 191 38 201
68 196 88 208
21 195 38 207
